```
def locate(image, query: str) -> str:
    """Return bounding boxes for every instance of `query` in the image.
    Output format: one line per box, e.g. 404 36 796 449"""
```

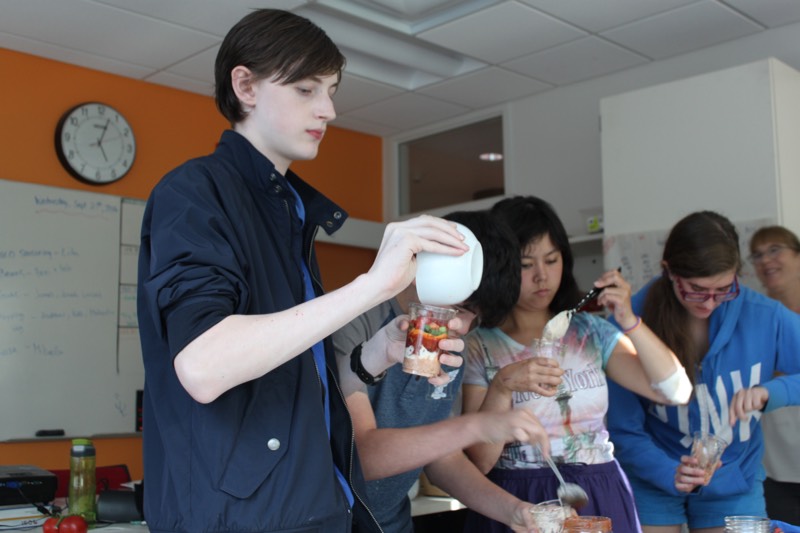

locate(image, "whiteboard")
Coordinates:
0 180 144 440
603 217 774 294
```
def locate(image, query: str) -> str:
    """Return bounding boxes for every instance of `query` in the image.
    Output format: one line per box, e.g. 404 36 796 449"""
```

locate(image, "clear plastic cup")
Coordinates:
691 431 728 484
724 516 770 533
403 302 457 378
529 499 570 533
531 339 569 399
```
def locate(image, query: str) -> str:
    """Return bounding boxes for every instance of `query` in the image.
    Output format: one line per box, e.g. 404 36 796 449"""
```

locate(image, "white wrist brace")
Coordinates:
652 366 693 404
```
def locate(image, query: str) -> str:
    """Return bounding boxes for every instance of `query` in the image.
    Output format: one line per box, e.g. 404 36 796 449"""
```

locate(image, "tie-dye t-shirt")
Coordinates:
463 312 622 469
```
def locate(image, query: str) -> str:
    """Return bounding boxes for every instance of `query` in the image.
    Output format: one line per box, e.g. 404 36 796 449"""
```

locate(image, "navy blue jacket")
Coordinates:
137 130 382 532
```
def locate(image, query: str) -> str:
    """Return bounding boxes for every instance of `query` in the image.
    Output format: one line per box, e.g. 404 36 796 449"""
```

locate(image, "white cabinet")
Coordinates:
600 58 800 239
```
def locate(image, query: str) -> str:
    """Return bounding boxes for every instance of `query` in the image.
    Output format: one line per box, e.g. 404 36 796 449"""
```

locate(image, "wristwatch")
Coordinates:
349 343 387 386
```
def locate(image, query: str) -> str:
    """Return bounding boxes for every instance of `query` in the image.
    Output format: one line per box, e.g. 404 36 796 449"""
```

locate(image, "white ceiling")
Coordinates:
4 0 800 137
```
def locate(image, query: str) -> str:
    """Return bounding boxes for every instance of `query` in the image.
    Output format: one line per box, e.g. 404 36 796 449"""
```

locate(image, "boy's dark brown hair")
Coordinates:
214 9 346 125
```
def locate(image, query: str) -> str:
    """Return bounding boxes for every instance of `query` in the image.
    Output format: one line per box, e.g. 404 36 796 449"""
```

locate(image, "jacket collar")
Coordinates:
214 130 348 235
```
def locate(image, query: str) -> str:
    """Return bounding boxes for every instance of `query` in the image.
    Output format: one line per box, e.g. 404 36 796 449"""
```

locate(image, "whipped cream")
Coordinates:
542 310 572 341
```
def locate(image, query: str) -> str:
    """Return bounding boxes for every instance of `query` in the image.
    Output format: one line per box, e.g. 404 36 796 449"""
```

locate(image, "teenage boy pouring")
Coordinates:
334 209 552 533
137 9 470 533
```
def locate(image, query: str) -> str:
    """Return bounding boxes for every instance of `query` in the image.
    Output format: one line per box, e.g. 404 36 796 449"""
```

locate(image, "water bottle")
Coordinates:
68 438 96 522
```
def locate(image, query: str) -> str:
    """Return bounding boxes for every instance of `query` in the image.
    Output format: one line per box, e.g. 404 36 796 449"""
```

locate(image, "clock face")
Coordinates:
55 102 136 185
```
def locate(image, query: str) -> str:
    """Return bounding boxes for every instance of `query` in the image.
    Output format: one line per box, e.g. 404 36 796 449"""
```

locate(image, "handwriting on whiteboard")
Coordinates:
603 217 773 294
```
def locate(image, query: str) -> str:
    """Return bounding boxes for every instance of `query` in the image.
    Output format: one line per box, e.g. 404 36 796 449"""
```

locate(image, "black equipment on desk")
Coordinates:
97 482 144 523
0 464 57 505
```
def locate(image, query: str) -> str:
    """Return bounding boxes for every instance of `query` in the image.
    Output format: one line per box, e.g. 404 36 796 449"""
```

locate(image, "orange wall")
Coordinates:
0 49 380 477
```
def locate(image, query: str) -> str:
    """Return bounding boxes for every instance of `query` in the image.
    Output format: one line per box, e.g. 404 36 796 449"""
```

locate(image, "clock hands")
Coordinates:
97 119 110 144
94 119 111 162
98 140 108 162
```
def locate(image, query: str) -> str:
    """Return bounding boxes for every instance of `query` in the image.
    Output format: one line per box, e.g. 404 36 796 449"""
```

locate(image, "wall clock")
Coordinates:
55 102 136 185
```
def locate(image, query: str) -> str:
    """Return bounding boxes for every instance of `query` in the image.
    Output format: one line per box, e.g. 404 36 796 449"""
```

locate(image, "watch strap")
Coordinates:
349 343 386 386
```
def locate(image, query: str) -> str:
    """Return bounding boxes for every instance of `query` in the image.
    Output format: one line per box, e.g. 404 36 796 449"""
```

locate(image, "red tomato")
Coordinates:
42 516 60 533
420 332 439 352
59 516 88 533
40 516 88 533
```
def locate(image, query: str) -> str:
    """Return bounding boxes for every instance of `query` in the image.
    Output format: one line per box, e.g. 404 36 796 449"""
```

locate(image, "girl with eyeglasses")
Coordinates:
606 211 800 533
749 225 800 525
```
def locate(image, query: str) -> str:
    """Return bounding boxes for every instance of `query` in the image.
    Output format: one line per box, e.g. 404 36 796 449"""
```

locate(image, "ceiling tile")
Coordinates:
722 0 800 28
346 92 469 131
0 0 220 69
333 75 406 114
165 45 219 82
601 0 763 60
145 71 214 96
417 66 552 108
331 115 401 137
0 30 155 80
503 36 649 85
417 1 586 64
518 0 697 32
94 0 308 36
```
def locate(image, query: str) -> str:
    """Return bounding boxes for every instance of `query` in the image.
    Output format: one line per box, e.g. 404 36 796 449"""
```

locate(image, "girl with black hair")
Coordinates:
461 196 691 533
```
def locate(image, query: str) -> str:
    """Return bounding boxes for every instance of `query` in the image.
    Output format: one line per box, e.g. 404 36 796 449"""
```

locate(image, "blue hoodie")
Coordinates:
607 280 800 498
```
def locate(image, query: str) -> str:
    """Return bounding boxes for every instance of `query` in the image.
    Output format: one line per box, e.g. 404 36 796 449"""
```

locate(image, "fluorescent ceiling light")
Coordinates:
296 5 485 89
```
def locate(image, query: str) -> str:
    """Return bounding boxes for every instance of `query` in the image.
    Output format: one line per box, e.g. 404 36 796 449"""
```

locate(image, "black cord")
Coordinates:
11 485 56 516
0 486 56 530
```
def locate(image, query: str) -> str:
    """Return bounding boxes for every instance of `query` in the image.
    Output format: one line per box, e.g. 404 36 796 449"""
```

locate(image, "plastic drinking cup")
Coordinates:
691 431 728 484
403 302 457 378
723 516 771 532
530 499 570 533
531 339 569 398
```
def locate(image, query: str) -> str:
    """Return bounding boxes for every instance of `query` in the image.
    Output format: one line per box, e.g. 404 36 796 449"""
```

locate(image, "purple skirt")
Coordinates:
462 460 642 533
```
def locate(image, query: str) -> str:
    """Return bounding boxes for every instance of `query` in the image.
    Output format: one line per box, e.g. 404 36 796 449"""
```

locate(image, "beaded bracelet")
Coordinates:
622 316 642 334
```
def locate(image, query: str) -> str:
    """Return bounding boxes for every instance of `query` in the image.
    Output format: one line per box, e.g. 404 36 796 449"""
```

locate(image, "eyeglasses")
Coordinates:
749 244 791 264
673 274 740 303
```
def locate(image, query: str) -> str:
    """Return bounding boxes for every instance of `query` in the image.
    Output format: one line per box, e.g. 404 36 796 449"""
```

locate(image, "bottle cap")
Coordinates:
71 438 96 455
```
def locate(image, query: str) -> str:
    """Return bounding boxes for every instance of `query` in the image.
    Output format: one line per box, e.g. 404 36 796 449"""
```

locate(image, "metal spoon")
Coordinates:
544 455 589 509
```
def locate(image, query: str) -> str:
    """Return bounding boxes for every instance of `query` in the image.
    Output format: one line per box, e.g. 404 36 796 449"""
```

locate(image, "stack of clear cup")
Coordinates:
723 516 771 533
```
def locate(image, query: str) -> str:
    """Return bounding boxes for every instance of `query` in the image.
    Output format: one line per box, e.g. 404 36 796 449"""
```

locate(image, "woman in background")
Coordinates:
749 225 800 524
607 212 800 533
461 195 691 533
